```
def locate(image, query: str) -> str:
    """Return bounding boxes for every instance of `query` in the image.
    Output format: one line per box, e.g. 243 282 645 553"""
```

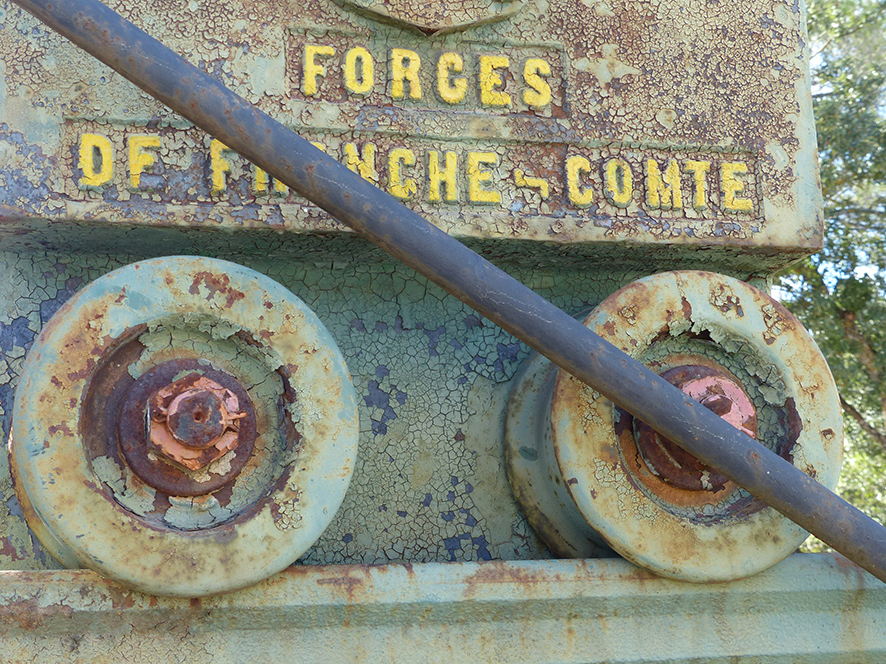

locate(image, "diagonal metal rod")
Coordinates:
12 0 886 583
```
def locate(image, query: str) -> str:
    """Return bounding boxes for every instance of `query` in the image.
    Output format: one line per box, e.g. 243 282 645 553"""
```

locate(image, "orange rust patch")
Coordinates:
189 271 246 308
66 356 96 382
0 537 26 562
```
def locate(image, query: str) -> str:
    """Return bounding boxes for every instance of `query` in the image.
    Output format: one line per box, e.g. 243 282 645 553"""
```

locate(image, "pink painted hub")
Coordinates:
633 365 758 492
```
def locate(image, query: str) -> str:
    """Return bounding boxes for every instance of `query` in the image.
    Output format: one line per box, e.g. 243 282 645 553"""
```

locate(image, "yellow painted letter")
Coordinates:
128 135 161 189
683 160 710 210
604 158 633 208
645 159 682 210
303 44 336 96
344 142 378 183
428 151 458 203
391 49 422 100
345 47 374 95
523 58 551 109
437 52 467 104
78 133 113 188
254 167 289 195
566 155 593 207
514 169 550 199
721 162 753 212
210 139 232 194
388 148 417 200
468 152 500 204
480 55 511 107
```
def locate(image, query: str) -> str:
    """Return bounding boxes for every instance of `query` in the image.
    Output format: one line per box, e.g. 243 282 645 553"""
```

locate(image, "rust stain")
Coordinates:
315 574 366 601
462 562 550 597
47 422 75 437
0 537 26 562
65 356 97 382
189 271 246 308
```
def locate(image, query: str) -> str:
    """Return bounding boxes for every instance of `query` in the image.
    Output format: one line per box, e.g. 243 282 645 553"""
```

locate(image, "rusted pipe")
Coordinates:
12 0 886 583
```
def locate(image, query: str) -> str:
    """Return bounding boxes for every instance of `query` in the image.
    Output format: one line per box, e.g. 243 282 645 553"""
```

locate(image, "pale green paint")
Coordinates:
0 555 883 662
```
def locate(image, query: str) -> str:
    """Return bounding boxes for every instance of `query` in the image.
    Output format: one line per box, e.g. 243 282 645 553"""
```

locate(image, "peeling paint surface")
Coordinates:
507 271 843 582
0 0 821 268
0 249 779 574
6 256 359 596
0 555 884 662
0 251 649 571
0 0 869 653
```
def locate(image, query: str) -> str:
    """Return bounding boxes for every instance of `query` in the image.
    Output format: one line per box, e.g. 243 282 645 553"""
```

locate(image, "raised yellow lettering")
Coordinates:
303 44 336 96
721 162 753 212
128 135 161 189
428 151 458 203
604 157 633 208
210 139 232 194
388 148 417 200
254 167 289 195
78 133 113 188
391 49 422 100
344 142 378 183
514 169 549 199
480 55 511 107
344 47 374 95
646 159 682 210
683 160 710 209
566 155 593 207
522 58 551 109
436 52 467 104
468 152 500 204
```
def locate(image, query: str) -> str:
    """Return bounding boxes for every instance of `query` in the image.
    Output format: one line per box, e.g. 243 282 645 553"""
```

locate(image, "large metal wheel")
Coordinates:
11 256 358 597
506 270 843 582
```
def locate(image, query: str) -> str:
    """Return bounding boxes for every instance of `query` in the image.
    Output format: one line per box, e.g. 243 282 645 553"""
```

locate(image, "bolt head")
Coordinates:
147 374 244 472
167 389 226 448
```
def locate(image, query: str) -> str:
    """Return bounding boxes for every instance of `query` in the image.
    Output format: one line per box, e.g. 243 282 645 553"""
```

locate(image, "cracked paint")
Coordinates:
0 0 821 269
507 271 842 583
0 250 692 570
0 0 835 601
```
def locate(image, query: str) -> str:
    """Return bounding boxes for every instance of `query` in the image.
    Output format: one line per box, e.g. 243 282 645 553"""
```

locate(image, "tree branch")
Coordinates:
841 395 886 453
839 308 882 383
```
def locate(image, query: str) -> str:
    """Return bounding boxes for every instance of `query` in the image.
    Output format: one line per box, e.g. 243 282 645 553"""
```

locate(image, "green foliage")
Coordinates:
782 0 886 545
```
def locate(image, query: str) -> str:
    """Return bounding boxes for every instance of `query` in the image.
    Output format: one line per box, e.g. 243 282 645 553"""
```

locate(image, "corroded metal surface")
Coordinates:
118 360 257 495
6 0 884 584
9 256 359 596
0 0 819 268
151 375 246 463
3 251 612 573
506 271 843 582
15 0 885 585
632 364 756 491
0 555 884 662
0 0 874 622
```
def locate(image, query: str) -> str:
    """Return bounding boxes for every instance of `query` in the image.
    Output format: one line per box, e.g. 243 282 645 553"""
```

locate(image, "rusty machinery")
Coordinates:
0 0 883 603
